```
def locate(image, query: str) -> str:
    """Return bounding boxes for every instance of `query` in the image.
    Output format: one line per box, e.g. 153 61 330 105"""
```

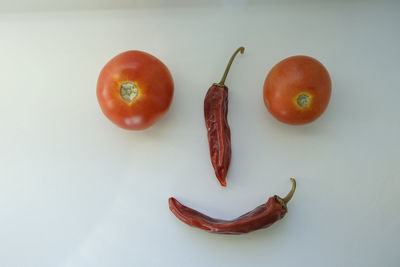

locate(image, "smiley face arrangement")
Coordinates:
97 48 331 234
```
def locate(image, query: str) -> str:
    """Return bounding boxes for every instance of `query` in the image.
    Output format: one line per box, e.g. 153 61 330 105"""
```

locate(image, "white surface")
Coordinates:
1 0 226 13
1 2 399 267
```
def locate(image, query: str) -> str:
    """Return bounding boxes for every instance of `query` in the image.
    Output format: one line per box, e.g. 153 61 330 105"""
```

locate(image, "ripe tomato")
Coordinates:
263 55 331 125
97 50 174 130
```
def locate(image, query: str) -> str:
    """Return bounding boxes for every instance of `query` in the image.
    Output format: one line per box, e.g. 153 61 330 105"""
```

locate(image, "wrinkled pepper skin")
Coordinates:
203 47 244 186
204 84 231 186
169 178 296 235
169 196 286 234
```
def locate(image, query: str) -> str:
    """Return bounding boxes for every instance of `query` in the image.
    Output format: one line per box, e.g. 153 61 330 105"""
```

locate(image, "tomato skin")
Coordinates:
263 56 331 125
97 50 174 130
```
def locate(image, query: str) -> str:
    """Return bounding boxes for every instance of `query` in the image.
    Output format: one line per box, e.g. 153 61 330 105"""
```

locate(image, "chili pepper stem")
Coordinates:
217 47 245 86
282 178 296 205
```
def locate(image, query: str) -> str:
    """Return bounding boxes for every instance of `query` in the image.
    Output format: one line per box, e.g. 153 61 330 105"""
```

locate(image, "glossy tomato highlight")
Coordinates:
97 50 174 130
263 56 331 125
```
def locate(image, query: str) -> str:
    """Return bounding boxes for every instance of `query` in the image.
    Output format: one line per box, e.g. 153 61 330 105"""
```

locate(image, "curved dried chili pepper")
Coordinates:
204 47 245 186
169 178 296 234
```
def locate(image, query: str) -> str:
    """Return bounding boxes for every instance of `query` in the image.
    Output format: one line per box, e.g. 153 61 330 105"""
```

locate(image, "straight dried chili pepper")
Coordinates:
204 47 244 186
169 178 296 234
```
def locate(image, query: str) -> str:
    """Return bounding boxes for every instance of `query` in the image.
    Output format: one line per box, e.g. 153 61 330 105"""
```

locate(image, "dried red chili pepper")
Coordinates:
169 178 296 234
204 47 244 186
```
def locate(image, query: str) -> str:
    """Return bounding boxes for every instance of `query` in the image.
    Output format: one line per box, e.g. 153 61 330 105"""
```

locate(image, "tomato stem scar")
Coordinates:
120 82 138 103
296 93 311 108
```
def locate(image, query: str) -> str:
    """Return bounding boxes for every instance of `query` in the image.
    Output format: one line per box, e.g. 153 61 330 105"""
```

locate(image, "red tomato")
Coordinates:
263 56 331 125
97 50 174 130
